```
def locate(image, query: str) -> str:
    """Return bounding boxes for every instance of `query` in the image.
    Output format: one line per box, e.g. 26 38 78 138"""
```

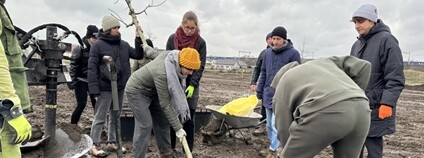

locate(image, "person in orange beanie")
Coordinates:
126 46 200 158
166 11 207 153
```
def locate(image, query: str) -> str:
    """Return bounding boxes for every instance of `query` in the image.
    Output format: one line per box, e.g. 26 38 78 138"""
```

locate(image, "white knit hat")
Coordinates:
352 3 378 22
101 15 120 31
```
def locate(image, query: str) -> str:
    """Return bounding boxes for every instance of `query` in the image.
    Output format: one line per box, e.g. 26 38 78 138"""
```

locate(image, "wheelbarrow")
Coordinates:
204 105 263 145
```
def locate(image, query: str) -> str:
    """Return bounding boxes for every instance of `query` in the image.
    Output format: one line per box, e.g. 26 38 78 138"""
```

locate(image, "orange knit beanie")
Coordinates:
179 48 201 70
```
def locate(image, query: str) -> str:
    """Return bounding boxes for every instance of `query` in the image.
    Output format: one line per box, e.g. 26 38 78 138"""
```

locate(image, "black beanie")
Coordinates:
271 26 287 39
86 25 99 38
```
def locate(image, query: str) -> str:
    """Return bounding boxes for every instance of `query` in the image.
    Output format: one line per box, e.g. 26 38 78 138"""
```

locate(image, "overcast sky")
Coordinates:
6 0 424 61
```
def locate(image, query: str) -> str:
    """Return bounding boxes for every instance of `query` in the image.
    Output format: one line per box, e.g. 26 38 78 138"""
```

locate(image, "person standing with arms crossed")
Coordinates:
166 10 207 153
350 3 405 158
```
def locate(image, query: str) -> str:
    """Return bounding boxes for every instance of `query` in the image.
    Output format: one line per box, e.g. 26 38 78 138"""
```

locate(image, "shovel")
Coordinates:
103 55 123 157
180 137 193 158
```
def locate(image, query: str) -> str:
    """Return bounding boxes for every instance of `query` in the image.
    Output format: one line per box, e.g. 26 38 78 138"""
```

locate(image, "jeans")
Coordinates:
71 81 96 124
90 90 124 143
266 108 280 151
127 91 172 158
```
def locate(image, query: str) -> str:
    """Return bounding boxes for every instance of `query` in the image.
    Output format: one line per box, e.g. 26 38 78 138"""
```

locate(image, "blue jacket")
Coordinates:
257 40 301 109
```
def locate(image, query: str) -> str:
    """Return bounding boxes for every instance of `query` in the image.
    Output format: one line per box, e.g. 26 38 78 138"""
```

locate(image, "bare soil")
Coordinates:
22 70 424 158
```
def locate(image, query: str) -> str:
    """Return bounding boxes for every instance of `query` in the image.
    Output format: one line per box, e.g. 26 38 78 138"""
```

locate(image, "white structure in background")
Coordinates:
211 59 248 70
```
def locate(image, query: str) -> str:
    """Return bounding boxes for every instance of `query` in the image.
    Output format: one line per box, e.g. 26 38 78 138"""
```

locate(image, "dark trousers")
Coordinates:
360 136 383 158
171 108 195 151
71 81 96 124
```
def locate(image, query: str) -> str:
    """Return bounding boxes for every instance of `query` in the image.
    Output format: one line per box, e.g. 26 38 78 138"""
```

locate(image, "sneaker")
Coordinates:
105 143 127 153
90 144 107 157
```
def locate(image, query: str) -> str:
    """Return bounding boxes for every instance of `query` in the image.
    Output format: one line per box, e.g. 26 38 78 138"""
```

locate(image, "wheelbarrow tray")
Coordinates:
206 105 262 129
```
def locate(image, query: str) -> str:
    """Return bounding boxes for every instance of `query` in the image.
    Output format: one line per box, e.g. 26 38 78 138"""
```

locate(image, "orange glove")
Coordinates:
378 104 392 119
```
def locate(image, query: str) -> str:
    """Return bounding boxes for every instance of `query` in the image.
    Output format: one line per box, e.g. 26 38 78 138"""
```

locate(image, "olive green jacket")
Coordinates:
272 56 371 145
126 46 183 131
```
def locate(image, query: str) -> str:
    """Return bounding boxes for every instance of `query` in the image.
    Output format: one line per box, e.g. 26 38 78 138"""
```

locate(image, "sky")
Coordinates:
5 0 424 61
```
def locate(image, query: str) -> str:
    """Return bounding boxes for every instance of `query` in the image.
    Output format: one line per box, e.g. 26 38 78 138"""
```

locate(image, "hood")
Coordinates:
273 39 294 53
362 19 391 39
97 29 121 44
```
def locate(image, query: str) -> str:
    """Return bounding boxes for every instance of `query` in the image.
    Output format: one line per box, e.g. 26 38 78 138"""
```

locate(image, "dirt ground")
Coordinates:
21 70 424 158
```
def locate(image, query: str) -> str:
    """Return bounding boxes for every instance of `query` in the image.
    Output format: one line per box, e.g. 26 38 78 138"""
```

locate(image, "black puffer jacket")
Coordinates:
88 31 143 96
70 37 90 82
350 19 405 137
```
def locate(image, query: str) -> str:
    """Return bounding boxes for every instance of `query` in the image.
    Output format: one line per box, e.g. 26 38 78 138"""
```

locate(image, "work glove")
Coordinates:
378 104 392 119
175 129 187 142
6 115 32 144
0 99 32 144
185 85 195 98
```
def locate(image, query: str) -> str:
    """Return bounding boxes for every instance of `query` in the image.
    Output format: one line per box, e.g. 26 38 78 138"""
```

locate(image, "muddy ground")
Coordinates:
22 70 423 158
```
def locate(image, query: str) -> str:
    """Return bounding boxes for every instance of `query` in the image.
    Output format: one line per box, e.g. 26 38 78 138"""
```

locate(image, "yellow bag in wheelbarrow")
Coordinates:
218 95 258 117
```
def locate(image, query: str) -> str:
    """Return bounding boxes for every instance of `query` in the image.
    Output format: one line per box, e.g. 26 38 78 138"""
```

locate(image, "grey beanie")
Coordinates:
352 3 378 22
102 15 120 31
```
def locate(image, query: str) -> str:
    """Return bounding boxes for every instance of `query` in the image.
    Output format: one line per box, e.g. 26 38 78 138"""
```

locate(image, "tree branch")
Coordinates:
108 8 134 27
134 0 167 15
109 0 166 49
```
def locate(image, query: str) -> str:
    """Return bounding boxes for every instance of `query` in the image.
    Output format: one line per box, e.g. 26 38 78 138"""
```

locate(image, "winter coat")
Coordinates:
271 56 371 146
256 40 301 109
70 38 90 82
125 46 183 131
88 32 143 96
251 47 268 85
0 4 31 111
350 19 405 137
166 34 207 88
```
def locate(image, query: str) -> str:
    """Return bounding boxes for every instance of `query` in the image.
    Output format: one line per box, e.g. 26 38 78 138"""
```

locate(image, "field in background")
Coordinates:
404 69 424 85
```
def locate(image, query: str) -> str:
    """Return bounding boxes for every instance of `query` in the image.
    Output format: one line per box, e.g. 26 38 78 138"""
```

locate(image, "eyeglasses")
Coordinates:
351 17 367 24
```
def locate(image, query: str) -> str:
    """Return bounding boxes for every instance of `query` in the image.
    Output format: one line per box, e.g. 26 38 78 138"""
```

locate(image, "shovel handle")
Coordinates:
181 137 192 158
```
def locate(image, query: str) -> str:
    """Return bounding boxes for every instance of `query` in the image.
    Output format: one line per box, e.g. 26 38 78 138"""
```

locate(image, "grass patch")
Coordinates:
404 69 424 85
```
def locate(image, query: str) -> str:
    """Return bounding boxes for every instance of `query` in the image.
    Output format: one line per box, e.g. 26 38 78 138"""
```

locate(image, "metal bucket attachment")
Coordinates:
44 128 92 158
